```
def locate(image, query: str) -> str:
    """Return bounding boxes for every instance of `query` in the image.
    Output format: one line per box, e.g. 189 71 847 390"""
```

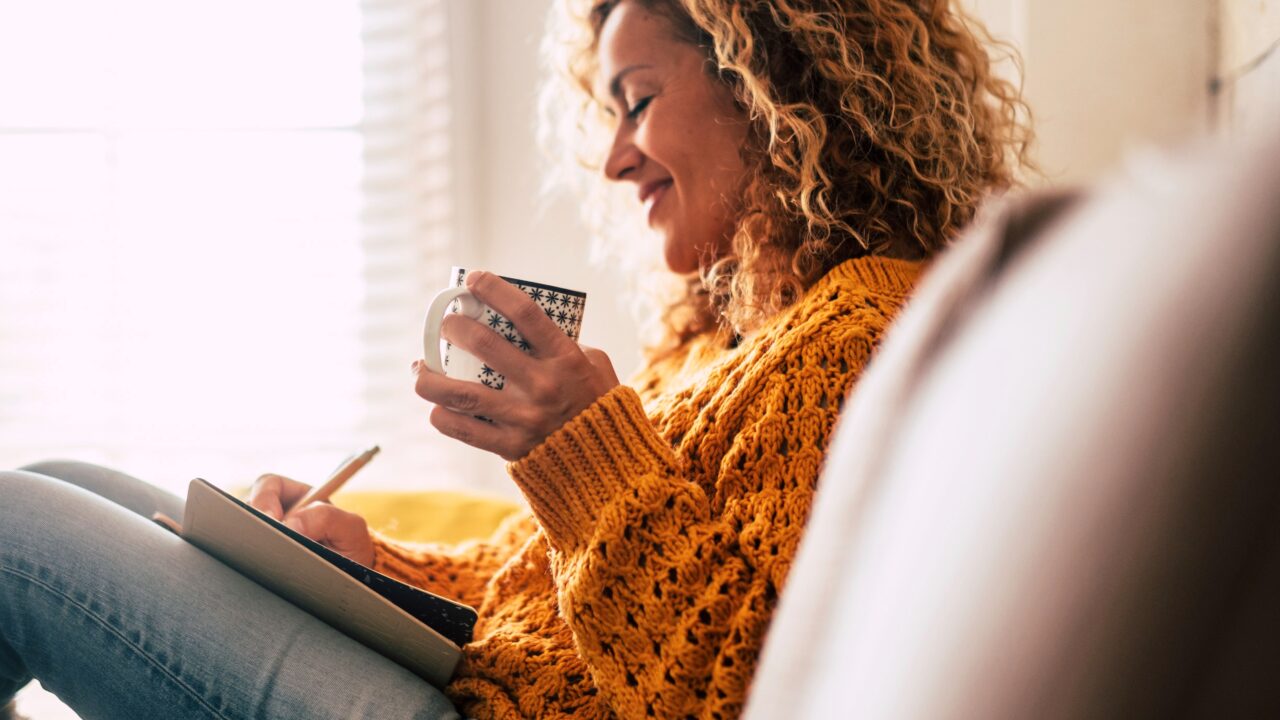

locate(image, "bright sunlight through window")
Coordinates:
0 0 463 495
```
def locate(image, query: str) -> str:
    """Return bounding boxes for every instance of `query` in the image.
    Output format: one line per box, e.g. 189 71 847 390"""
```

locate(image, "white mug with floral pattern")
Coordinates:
422 267 587 389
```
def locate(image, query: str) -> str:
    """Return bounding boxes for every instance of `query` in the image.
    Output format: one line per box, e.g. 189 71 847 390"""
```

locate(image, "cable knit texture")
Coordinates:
372 257 922 719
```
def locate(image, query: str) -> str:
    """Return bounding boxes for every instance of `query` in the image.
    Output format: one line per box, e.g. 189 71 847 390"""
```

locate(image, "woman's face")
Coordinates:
595 1 749 274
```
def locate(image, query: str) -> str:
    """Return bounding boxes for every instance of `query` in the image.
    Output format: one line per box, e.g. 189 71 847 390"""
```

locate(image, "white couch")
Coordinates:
747 121 1280 719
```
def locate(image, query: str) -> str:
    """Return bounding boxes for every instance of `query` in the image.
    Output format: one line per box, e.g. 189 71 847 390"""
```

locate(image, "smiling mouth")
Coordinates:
642 180 672 222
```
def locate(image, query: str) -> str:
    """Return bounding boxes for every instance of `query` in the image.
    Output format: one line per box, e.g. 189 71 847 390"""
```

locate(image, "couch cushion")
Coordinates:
747 123 1280 719
333 490 524 545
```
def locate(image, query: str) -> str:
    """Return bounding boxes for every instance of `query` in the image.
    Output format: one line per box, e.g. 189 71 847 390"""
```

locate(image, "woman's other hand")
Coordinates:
246 473 375 566
414 270 621 462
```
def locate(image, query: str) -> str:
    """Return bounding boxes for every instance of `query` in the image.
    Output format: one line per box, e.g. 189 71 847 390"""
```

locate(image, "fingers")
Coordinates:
282 503 362 543
247 473 311 520
440 312 532 385
414 338 622 461
249 476 375 565
284 504 374 566
414 275 620 461
464 271 574 356
413 361 517 418
429 404 527 462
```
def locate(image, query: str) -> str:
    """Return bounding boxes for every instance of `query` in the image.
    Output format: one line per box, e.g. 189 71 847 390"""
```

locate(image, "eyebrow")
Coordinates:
607 64 654 100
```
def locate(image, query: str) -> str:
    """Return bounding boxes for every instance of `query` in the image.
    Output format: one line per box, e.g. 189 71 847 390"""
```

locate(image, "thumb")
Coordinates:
580 344 619 383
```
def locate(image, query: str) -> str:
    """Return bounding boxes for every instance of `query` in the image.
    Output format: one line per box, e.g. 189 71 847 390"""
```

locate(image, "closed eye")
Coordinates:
626 96 653 121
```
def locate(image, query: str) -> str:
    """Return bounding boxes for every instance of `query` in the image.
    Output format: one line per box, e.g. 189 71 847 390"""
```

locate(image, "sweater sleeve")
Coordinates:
507 311 885 718
371 511 539 609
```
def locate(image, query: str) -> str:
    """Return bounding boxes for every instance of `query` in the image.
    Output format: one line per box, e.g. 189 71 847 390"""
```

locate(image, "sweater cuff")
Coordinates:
508 385 679 553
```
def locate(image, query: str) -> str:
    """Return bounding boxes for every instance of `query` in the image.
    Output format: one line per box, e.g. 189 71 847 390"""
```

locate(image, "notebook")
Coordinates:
179 478 476 687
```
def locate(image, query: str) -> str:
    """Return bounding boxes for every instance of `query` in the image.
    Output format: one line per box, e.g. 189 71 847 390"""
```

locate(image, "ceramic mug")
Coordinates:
422 267 587 389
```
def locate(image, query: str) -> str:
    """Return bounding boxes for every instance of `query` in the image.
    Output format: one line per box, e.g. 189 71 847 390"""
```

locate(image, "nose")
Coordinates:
603 123 642 182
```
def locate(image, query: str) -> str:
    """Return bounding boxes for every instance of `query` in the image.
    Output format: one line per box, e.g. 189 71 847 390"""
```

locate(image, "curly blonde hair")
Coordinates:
540 0 1033 356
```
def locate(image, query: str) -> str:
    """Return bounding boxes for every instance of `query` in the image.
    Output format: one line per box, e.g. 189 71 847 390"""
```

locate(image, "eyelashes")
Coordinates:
599 95 653 124
626 96 653 120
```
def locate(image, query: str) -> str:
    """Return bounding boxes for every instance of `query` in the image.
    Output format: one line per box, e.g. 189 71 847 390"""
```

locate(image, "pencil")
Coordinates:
284 445 380 519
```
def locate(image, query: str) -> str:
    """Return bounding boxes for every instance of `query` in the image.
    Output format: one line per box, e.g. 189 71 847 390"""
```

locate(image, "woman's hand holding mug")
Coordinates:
415 268 619 462
246 473 375 566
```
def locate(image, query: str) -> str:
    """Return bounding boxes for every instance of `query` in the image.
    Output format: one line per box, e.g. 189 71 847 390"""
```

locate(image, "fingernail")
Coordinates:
465 271 485 288
410 359 422 374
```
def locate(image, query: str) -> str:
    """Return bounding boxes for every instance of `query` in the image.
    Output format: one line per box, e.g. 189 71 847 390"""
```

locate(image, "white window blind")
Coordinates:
0 0 470 495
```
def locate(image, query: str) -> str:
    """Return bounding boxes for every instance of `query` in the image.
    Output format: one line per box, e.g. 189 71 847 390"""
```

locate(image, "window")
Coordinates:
0 0 472 494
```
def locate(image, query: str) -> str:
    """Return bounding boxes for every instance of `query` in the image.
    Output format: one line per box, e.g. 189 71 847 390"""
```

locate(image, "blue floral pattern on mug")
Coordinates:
443 268 586 391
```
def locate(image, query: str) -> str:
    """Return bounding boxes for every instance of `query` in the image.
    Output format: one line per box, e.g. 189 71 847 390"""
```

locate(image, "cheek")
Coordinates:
686 107 748 195
699 126 749 221
634 113 683 171
708 117 749 180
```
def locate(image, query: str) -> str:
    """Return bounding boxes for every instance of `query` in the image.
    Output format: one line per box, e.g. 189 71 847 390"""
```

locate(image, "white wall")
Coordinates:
1027 0 1213 184
965 0 1214 185
1217 0 1280 135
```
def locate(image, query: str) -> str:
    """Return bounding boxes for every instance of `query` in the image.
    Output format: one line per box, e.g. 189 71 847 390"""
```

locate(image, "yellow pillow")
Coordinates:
332 489 525 545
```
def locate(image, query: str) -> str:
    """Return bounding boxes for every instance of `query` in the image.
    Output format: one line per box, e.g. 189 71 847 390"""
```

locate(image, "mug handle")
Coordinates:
422 286 485 374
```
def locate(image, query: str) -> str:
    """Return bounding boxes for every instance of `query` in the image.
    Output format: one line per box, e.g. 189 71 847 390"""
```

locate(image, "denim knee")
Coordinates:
20 458 108 482
0 470 56 527
0 471 52 700
12 461 183 520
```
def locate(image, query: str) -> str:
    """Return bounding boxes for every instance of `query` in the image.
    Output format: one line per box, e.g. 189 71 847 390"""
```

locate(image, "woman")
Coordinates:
0 0 1028 718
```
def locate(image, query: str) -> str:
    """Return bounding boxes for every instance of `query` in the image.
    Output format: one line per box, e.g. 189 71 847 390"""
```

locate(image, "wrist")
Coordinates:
508 385 679 552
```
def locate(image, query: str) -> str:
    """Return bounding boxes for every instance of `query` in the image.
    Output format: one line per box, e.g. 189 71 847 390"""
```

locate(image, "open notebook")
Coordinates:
179 478 477 687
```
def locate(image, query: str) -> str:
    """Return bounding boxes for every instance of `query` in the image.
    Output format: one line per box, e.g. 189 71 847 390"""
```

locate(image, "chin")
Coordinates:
663 246 700 275
662 220 731 274
666 240 734 276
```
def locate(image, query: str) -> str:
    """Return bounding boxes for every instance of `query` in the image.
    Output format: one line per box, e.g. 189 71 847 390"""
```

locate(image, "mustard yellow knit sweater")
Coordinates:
373 257 921 719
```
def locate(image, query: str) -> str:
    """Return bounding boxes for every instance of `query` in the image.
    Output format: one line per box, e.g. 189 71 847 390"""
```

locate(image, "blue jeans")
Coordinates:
0 461 461 720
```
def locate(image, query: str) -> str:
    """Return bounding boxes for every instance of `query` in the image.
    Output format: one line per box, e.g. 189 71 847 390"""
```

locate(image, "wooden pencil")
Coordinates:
284 445 380 519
